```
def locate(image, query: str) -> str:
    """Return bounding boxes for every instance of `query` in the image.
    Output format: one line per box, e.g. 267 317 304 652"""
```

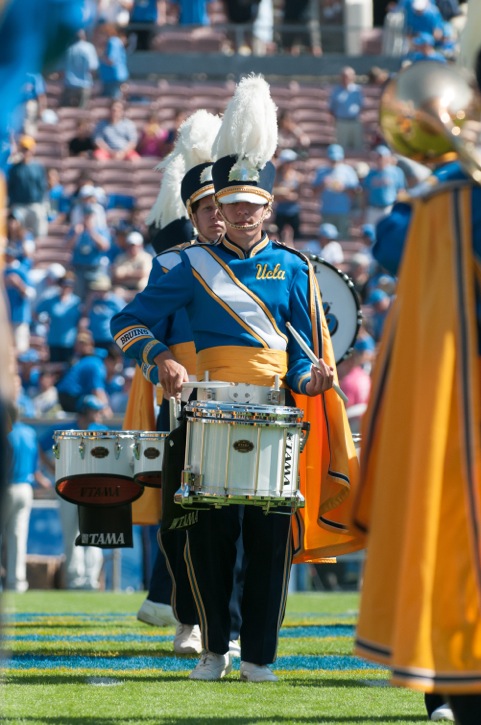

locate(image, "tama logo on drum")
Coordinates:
81 533 125 545
233 439 254 453
283 432 294 486
80 485 121 498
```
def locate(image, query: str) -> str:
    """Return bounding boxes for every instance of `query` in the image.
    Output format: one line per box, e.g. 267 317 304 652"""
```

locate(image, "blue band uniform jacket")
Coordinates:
113 234 362 560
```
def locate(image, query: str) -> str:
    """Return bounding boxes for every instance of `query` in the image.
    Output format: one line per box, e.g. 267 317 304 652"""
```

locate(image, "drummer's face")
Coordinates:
221 201 266 248
192 195 225 242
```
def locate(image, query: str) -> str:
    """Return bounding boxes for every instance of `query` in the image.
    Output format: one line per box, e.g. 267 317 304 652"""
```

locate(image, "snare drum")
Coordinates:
53 430 142 506
307 255 362 363
178 401 306 511
133 431 168 488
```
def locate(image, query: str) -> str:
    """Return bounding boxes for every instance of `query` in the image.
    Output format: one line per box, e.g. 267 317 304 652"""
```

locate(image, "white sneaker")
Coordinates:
431 704 455 722
174 623 203 654
229 639 241 657
189 651 232 681
240 661 278 682
137 599 177 627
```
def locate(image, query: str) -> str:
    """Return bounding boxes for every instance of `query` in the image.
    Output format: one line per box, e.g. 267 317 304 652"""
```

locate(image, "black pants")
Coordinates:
155 399 244 637
448 695 481 725
186 504 292 663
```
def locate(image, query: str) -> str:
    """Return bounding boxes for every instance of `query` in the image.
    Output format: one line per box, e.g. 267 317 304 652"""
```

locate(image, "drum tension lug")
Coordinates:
182 470 203 490
267 390 282 404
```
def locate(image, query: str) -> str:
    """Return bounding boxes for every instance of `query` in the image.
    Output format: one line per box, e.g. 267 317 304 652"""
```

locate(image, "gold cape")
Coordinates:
292 262 363 563
353 183 481 694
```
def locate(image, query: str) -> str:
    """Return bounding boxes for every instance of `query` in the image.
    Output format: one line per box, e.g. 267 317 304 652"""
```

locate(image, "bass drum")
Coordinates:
307 255 362 363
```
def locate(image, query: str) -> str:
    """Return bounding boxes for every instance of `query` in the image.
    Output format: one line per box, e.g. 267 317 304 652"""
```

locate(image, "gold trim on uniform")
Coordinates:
187 183 215 209
142 339 161 364
215 185 272 204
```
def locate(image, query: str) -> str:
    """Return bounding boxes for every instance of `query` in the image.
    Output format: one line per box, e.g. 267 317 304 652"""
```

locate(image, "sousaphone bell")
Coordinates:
379 60 481 183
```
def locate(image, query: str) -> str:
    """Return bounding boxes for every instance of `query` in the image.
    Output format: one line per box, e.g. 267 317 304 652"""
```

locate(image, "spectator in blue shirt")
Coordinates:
404 30 448 63
404 0 445 43
6 209 35 270
61 29 99 108
93 100 140 161
3 246 35 354
329 66 364 151
97 22 129 99
35 272 82 364
2 406 51 591
170 0 213 25
311 143 360 238
69 205 111 298
85 275 125 351
56 330 112 415
362 145 407 225
15 72 47 136
7 135 48 239
128 0 162 50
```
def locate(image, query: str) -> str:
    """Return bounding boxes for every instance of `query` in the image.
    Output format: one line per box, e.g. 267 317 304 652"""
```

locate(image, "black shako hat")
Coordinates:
212 155 276 205
181 162 215 211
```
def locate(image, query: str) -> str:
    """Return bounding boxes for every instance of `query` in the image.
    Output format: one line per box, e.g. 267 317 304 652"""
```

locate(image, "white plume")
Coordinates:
174 109 222 171
146 110 222 228
146 153 186 228
212 74 278 167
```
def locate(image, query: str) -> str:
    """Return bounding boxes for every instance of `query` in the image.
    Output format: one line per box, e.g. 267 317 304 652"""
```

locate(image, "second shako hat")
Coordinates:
211 74 278 205
181 161 215 211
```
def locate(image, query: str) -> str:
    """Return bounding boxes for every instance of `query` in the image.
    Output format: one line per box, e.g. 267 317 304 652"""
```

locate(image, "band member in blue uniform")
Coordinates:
111 76 338 681
132 110 244 657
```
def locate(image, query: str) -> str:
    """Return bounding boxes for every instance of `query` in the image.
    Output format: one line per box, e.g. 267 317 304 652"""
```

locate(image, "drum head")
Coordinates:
308 256 362 363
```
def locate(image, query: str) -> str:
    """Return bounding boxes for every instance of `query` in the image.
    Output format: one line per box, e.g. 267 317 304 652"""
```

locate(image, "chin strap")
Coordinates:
215 201 272 231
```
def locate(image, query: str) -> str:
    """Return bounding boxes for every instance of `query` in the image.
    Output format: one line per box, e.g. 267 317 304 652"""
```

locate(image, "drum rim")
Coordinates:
185 401 304 416
185 407 305 424
53 430 137 440
305 253 363 363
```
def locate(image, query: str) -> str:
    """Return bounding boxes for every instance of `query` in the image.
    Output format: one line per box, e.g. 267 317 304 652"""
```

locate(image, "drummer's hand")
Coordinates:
305 359 334 396
154 351 189 400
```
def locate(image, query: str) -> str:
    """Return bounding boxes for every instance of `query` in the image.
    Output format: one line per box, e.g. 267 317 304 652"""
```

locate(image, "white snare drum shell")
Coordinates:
54 430 141 506
184 403 303 500
133 431 167 488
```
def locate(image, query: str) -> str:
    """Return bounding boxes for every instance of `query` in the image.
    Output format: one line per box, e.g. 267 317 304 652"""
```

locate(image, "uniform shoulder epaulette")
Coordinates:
271 239 308 263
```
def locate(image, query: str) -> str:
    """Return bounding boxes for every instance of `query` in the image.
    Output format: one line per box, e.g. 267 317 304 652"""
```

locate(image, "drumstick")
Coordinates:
286 322 349 404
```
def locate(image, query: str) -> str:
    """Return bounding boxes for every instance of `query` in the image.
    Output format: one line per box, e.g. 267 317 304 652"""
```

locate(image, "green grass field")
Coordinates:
0 591 428 724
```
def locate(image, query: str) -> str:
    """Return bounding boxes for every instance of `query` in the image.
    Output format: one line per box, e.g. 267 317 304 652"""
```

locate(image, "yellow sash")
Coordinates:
197 347 288 386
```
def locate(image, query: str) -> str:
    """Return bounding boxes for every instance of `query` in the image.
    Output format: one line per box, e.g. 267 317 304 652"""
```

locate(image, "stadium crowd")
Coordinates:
0 0 469 596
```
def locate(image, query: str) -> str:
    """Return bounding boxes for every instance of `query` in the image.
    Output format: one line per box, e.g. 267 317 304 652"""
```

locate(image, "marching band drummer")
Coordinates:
132 110 244 658
111 75 354 682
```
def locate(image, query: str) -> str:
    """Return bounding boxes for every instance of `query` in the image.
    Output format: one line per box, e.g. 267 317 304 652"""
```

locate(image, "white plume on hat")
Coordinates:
212 74 278 177
146 153 186 228
147 110 222 229
172 109 222 171
457 1 481 74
